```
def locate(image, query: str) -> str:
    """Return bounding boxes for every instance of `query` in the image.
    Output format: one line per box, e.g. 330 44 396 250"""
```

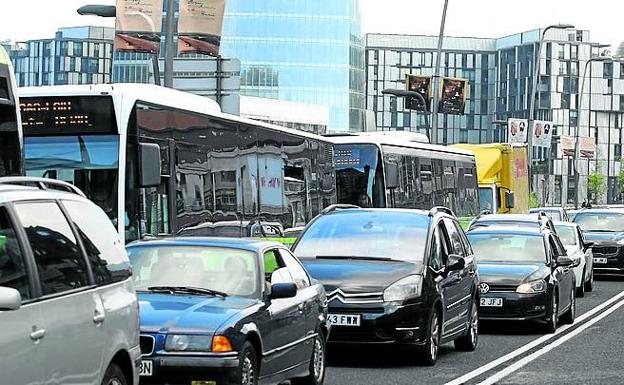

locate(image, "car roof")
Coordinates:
530 207 564 212
475 214 540 222
0 183 90 204
553 221 577 227
467 226 546 237
126 237 285 253
574 208 624 214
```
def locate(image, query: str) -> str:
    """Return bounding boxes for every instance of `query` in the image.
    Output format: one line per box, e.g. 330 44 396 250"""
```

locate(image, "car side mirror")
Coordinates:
385 162 399 190
505 191 515 209
269 283 297 300
0 287 21 311
556 256 574 267
139 143 162 188
584 241 594 249
446 254 466 273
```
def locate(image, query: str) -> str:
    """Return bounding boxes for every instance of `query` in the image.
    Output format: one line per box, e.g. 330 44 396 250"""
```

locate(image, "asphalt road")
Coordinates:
323 276 624 385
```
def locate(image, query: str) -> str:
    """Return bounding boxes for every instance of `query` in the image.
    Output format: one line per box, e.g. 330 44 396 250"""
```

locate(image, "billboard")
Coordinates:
532 120 554 148
508 118 528 144
178 0 227 56
438 77 468 115
405 74 431 112
559 135 596 159
114 0 164 54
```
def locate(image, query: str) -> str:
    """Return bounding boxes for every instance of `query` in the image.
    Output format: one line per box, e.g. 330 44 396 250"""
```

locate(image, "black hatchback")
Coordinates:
292 207 479 365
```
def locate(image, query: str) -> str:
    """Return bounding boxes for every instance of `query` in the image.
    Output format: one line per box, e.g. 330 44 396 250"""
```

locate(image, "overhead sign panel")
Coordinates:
114 0 164 54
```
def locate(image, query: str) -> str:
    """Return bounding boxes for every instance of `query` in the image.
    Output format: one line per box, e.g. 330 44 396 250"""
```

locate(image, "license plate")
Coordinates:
328 314 361 326
594 257 608 264
480 298 503 307
139 360 153 377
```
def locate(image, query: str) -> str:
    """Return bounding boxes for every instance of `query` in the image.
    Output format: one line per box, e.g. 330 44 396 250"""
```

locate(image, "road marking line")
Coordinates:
476 295 624 385
444 290 624 385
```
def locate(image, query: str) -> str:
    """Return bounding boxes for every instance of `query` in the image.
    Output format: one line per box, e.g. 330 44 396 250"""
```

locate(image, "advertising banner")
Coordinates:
405 74 431 112
438 77 468 115
532 120 554 148
559 135 596 159
508 118 528 144
178 0 227 56
114 0 164 54
560 135 575 157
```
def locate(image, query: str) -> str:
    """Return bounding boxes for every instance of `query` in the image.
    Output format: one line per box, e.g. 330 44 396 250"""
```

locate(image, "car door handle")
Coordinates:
93 311 106 324
30 327 46 341
297 303 305 313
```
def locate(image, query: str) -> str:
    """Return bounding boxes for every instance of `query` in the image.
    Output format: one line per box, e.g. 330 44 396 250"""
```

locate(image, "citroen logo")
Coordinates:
479 283 490 294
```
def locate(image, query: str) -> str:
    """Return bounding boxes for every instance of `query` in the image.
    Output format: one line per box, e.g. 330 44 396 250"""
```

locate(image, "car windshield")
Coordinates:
574 212 624 232
294 211 429 262
127 245 259 298
554 225 577 246
467 233 546 264
532 210 562 221
479 187 495 212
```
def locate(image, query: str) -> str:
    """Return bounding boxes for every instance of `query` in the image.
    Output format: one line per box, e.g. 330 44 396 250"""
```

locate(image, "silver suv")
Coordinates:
0 177 140 385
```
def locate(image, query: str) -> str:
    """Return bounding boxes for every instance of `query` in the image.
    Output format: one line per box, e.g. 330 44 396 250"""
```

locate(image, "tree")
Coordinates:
618 167 624 203
529 191 539 209
587 172 606 204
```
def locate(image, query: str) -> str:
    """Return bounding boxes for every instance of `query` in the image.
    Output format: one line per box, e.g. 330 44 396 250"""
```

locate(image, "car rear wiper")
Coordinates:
315 255 397 262
147 286 229 298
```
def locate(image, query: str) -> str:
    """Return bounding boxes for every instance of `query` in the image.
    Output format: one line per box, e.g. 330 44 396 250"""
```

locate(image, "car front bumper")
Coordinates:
479 291 549 322
139 353 239 385
327 301 430 345
592 246 624 273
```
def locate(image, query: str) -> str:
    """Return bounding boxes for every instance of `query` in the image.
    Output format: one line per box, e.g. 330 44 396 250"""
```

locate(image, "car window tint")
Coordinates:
14 201 89 295
0 206 30 300
278 249 310 289
264 249 291 284
430 224 450 270
63 200 131 285
444 218 465 256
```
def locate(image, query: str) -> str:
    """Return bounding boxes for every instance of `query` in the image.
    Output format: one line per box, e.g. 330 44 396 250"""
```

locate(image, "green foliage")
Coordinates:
587 172 606 204
618 167 624 194
529 192 539 209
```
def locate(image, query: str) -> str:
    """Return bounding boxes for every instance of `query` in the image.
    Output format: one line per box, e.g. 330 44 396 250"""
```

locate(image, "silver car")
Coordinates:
554 221 595 297
0 178 140 385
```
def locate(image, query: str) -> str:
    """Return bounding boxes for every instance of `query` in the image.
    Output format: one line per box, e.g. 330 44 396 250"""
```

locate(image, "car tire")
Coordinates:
419 308 441 366
292 330 326 385
101 363 128 385
585 270 594 292
235 342 259 385
576 269 586 297
561 289 576 325
454 298 479 352
544 291 558 334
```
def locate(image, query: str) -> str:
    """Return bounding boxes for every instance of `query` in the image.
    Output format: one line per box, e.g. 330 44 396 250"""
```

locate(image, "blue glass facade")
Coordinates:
220 0 365 132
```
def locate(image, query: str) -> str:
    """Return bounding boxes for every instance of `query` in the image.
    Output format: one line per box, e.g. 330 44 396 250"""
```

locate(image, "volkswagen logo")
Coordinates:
479 283 490 294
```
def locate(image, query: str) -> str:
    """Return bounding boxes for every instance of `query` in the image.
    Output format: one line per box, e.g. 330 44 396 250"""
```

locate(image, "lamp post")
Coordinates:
430 0 449 145
382 89 430 138
527 24 575 189
77 2 176 87
574 56 620 208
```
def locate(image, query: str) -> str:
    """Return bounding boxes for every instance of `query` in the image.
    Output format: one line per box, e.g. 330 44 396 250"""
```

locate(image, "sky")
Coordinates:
0 0 622 49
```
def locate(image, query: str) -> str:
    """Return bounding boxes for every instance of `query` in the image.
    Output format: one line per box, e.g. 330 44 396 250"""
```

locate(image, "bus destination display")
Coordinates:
20 95 117 136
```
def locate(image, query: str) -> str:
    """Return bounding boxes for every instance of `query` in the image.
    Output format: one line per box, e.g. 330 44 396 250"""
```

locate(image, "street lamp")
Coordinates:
77 5 116 17
382 89 430 138
430 0 450 145
573 56 621 208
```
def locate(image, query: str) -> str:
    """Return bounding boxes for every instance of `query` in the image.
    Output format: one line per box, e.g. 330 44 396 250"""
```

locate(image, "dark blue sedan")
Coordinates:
127 238 328 385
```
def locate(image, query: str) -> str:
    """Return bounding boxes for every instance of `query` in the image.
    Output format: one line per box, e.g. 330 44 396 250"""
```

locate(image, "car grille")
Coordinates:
594 246 619 256
140 335 155 356
487 284 517 292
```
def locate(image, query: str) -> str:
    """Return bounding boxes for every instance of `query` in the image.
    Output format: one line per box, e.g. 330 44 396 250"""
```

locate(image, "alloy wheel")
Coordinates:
106 378 122 385
430 312 440 360
241 353 255 385
470 304 479 347
312 336 325 381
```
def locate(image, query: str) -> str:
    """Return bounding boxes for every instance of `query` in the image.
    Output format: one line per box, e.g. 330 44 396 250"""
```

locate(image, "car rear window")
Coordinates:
294 211 430 262
574 212 624 232
467 233 546 264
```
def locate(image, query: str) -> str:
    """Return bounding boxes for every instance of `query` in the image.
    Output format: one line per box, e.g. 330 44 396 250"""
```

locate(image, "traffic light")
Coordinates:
438 77 468 115
405 74 431 112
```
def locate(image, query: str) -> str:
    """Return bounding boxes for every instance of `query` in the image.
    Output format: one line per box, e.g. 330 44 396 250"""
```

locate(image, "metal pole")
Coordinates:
527 29 547 188
430 0 449 145
574 60 592 209
152 54 161 86
216 55 222 105
163 0 175 88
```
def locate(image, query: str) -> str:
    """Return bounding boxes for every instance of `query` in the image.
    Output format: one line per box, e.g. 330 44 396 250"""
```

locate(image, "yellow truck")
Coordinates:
453 143 529 214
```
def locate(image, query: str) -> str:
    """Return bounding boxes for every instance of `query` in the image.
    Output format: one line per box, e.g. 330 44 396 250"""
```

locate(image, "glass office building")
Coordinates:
220 0 365 132
366 29 624 205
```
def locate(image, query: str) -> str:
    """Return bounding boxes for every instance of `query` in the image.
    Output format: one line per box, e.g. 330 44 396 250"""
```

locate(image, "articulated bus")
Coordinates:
19 84 337 244
0 45 23 176
329 132 480 221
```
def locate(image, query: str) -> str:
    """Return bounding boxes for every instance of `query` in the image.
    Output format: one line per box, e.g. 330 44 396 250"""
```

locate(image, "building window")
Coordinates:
567 179 577 205
554 176 562 205
604 62 613 78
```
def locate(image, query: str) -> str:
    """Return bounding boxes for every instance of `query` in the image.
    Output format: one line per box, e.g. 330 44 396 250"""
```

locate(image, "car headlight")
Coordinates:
617 239 624 245
516 279 547 294
165 334 212 352
383 275 423 302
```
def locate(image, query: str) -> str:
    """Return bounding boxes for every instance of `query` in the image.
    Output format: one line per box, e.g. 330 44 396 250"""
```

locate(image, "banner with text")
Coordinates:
508 118 528 144
178 0 227 56
532 120 554 148
405 74 431 112
115 0 164 54
438 77 468 115
559 135 596 159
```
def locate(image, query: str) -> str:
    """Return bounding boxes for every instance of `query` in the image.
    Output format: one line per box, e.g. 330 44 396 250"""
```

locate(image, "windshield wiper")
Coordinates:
315 255 397 262
147 286 228 298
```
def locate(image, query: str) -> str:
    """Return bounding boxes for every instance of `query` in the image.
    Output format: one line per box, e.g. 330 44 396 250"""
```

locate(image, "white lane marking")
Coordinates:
477 295 624 385
444 290 624 385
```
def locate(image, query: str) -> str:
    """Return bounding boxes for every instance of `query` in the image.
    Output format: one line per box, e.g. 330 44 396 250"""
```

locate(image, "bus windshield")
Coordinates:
335 144 385 207
24 135 120 222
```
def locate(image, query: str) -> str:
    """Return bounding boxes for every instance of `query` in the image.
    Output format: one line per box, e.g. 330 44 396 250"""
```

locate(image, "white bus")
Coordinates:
19 84 337 243
328 131 480 220
0 45 23 176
